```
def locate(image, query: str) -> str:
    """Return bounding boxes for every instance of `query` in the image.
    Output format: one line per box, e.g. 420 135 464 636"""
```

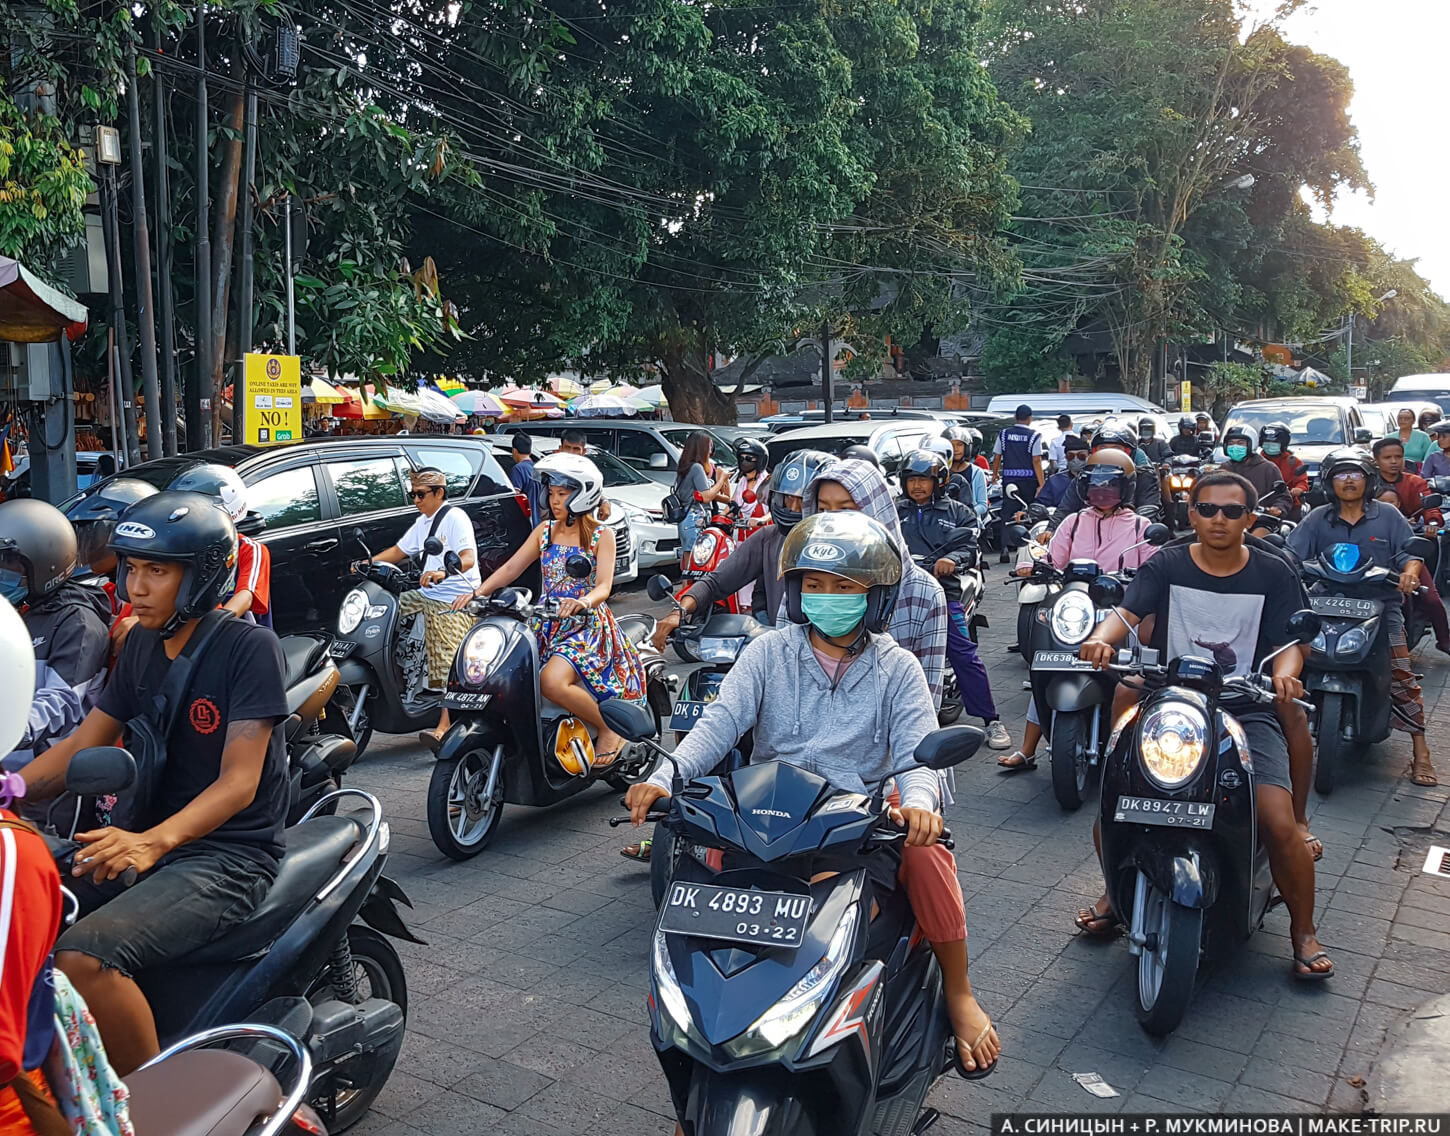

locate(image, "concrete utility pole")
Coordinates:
153 24 179 457
234 75 258 443
821 319 833 424
126 44 163 460
191 0 211 450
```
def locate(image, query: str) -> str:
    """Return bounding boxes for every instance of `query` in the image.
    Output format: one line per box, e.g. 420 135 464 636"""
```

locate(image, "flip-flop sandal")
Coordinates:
954 1021 999 1080
1074 906 1120 938
1408 762 1440 787
997 751 1037 774
593 748 622 770
620 839 652 862
1304 832 1324 862
1292 951 1335 981
418 730 443 754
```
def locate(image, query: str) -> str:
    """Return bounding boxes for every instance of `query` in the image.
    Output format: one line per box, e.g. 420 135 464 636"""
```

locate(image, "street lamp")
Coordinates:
1223 174 1256 191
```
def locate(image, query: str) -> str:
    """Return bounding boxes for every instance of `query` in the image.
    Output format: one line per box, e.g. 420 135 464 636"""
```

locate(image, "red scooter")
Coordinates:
674 491 768 615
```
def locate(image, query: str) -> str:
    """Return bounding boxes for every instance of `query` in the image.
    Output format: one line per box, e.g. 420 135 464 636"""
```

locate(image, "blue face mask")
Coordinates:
0 567 26 605
1226 444 1249 462
800 592 868 638
1262 442 1282 456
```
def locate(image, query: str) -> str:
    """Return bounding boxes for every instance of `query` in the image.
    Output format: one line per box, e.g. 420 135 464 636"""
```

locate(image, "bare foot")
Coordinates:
946 990 1000 1073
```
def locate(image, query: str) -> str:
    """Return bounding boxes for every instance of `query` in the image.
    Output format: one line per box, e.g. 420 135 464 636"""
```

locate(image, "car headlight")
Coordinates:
1139 703 1208 789
692 531 719 563
723 905 857 1059
1334 626 1369 658
459 624 507 686
1049 591 1097 645
620 502 650 524
1310 630 1327 654
338 588 368 634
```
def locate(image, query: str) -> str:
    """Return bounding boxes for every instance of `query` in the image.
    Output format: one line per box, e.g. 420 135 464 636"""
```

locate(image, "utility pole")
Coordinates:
234 74 258 442
126 44 163 460
191 0 211 450
99 163 142 465
284 194 296 354
1346 312 1354 385
153 24 178 457
820 319 833 424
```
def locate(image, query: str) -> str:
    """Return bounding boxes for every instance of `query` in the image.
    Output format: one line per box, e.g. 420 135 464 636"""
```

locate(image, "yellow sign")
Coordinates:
1179 380 1193 411
242 353 302 445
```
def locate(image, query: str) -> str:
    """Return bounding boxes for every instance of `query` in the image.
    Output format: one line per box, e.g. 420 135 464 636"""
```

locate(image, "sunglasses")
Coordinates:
410 488 440 500
1192 502 1250 519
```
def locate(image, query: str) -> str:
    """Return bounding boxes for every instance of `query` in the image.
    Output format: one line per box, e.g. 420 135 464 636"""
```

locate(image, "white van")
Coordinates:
1387 374 1450 415
984 392 1168 418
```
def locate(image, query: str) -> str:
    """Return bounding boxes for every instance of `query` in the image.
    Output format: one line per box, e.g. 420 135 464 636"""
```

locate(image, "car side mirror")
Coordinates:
1143 522 1172 546
1354 427 1373 445
443 550 463 575
912 725 984 770
1423 494 1444 510
649 453 670 470
1089 576 1125 607
599 698 657 742
1285 609 1322 644
423 537 445 557
646 574 674 602
565 553 593 579
66 747 136 796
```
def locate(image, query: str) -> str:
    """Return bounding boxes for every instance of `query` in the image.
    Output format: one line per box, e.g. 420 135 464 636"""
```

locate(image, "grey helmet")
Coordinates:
779 510 902 634
0 498 78 605
767 449 834 531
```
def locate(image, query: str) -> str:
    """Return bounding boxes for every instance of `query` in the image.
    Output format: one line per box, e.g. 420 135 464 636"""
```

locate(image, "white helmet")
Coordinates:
534 453 605 516
169 462 250 523
0 596 36 757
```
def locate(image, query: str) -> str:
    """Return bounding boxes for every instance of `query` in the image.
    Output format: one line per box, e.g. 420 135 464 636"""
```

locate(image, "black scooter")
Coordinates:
45 747 418 1131
277 631 358 824
909 524 985 726
426 552 672 859
602 699 984 1136
1096 604 1320 1035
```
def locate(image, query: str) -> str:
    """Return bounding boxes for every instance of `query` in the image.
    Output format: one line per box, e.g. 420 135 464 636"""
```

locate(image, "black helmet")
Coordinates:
1178 416 1196 433
1259 423 1292 450
1319 447 1377 497
733 437 769 470
779 511 902 634
1138 417 1157 439
900 448 949 500
839 444 880 468
68 477 159 572
768 450 834 530
109 491 238 636
1428 419 1450 438
0 498 78 606
1092 422 1138 453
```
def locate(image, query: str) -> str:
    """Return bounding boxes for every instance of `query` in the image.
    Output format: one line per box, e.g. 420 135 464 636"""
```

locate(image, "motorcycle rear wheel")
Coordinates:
427 747 505 859
1134 873 1201 1036
1049 710 1090 811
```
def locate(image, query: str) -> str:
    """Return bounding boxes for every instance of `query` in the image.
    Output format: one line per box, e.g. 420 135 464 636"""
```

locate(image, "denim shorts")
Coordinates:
56 847 274 977
1233 707 1292 794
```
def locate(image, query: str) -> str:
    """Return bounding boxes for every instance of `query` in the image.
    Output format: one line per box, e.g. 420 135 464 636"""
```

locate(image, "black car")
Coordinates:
64 436 536 634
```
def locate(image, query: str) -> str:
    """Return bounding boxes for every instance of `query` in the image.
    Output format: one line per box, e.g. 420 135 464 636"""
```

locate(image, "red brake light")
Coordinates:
515 491 532 521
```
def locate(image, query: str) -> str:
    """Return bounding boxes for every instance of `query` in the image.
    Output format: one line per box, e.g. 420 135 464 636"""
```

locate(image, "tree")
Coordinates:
0 85 89 268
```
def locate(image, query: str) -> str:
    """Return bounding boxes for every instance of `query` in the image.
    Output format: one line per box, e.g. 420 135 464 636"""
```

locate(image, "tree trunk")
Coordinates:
208 71 245 442
658 334 737 424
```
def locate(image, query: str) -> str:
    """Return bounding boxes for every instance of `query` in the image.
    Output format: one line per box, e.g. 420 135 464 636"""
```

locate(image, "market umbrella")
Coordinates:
605 383 640 397
417 387 466 424
500 387 563 409
374 386 424 417
434 376 466 397
334 385 393 420
634 384 667 407
307 377 347 404
573 393 637 417
0 255 87 342
450 389 508 416
588 378 613 395
550 375 585 398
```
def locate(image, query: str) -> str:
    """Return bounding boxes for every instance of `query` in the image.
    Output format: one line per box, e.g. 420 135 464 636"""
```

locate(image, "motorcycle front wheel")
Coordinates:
427 746 505 859
1049 710 1090 811
1135 872 1201 1036
1314 693 1351 796
1016 604 1037 662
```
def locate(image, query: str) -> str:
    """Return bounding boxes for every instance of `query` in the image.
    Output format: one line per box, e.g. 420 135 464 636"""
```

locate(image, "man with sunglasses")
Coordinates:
1286 449 1439 788
1076 471 1333 981
353 468 480 747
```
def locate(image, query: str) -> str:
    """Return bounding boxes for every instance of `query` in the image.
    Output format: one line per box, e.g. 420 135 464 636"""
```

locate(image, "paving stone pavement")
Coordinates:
341 570 1450 1135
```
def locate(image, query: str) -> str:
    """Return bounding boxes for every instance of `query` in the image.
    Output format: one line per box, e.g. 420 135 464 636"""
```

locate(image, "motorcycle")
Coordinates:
426 550 672 859
1164 454 1202 534
910 525 986 725
600 698 985 1136
277 631 359 824
1399 494 1443 651
1027 525 1171 811
44 746 417 1131
1095 603 1321 1035
1006 505 1055 659
677 497 756 616
1300 537 1435 794
329 529 446 757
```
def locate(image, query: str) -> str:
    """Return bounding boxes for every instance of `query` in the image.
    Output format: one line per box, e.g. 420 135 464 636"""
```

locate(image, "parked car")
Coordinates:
503 419 740 484
1388 374 1450 416
765 419 950 475
1221 397 1373 480
984 392 1168 419
63 436 537 635
76 452 119 491
758 407 940 431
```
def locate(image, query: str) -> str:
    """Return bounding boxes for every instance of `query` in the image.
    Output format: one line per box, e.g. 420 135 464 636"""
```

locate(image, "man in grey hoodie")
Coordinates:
628 510 1001 1078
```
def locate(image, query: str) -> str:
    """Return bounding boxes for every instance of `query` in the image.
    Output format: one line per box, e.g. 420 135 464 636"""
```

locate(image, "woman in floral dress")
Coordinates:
456 453 645 763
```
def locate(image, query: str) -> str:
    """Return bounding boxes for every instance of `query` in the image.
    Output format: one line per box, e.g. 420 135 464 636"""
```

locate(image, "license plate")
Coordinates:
658 882 811 948
1114 796 1216 829
442 691 492 710
1310 595 1378 619
1033 649 1095 672
328 640 356 658
696 636 745 662
669 699 708 731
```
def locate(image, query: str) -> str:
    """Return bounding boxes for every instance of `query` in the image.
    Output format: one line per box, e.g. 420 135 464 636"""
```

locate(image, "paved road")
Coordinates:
346 564 1450 1135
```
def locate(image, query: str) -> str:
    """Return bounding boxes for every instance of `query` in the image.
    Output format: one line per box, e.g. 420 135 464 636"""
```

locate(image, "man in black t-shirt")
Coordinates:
20 491 288 1074
1074 471 1333 982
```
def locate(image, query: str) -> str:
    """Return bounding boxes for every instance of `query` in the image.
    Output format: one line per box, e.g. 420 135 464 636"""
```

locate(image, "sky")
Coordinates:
1249 0 1450 297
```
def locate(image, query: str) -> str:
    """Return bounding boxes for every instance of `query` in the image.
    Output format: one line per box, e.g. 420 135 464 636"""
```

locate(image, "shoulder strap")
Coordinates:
152 609 236 736
426 503 456 544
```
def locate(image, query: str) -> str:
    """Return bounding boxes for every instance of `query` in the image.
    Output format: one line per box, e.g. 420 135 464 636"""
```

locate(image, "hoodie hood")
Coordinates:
803 458 910 563
32 578 115 624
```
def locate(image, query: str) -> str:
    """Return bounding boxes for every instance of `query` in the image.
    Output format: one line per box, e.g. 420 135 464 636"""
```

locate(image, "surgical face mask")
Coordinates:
1225 444 1249 462
1066 456 1088 474
800 592 868 637
0 565 27 605
1262 442 1282 456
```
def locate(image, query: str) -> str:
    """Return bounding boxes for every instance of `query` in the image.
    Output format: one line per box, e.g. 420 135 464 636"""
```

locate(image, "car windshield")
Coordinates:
1225 406 1345 445
657 426 739 468
588 448 649 487
1389 391 1450 415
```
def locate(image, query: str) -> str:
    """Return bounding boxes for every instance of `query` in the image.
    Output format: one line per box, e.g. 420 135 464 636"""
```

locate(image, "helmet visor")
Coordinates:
1081 466 1129 510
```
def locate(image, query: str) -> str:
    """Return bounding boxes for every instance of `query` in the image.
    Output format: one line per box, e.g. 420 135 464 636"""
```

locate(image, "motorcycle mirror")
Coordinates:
353 527 371 555
1423 493 1444 510
66 747 137 796
565 554 593 580
1406 536 1436 562
1004 524 1028 550
235 511 266 537
911 725 984 771
1305 487 1328 509
743 489 757 504
1027 503 1049 520
1262 532 1288 549
1088 576 1125 607
1143 522 1172 546
1284 609 1322 644
423 537 445 557
600 698 657 742
443 550 463 575
1269 479 1288 495
646 574 674 602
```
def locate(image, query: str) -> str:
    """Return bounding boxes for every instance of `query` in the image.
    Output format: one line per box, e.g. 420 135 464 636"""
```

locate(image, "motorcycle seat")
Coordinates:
280 634 330 689
617 613 656 648
178 815 363 964
124 1048 284 1136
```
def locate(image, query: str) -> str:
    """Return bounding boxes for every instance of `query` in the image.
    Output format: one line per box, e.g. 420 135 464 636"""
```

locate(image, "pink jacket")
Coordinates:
1049 508 1161 574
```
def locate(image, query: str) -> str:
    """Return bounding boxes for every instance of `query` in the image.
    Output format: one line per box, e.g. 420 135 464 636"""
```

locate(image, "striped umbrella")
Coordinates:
500 387 563 409
450 388 508 417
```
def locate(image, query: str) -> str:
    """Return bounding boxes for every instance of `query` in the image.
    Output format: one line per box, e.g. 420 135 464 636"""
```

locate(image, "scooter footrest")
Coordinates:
871 1070 932 1136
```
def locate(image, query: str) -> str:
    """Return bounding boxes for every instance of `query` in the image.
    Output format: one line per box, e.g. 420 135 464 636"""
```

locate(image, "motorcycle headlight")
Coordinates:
651 931 702 1047
338 588 368 634
692 531 719 563
459 624 507 686
723 905 857 1059
1139 703 1208 789
1334 626 1369 659
1049 591 1097 645
1310 630 1327 655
